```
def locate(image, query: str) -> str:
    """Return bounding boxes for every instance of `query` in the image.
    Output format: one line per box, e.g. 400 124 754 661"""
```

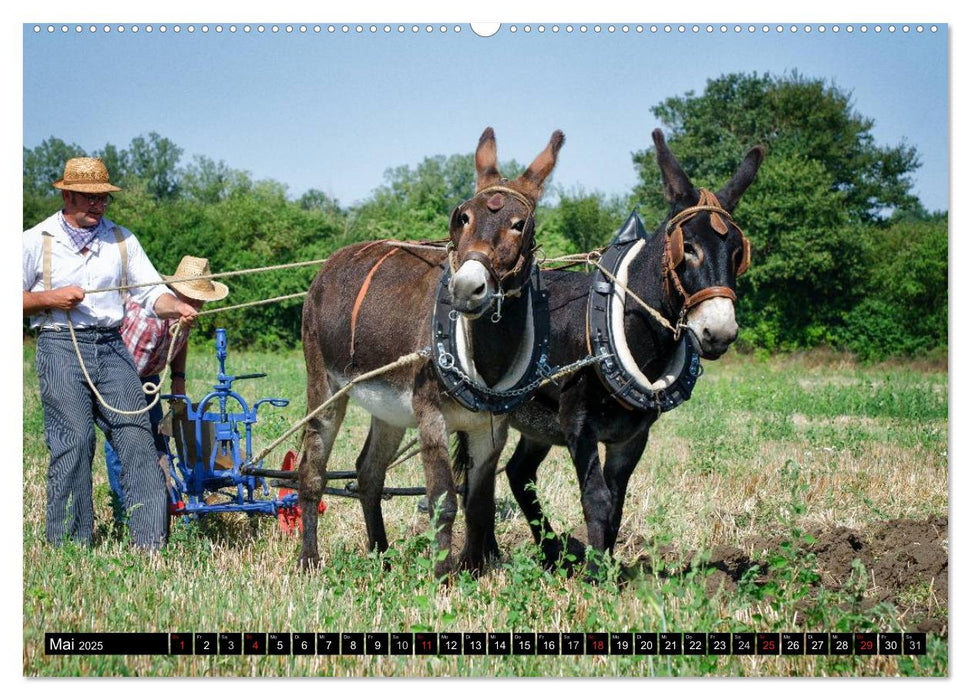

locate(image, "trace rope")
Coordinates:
241 348 431 471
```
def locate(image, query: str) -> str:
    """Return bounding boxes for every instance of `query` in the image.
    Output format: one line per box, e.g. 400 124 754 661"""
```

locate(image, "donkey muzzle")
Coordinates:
686 296 738 359
449 259 494 317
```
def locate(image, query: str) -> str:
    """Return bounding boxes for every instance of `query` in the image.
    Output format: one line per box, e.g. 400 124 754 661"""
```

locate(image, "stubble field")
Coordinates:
22 340 948 676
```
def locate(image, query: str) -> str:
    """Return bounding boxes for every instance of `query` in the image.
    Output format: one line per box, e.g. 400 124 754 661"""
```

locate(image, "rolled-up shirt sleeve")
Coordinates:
122 229 168 316
23 231 40 292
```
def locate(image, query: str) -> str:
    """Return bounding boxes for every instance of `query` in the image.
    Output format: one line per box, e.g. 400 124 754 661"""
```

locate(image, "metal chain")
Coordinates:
436 349 609 400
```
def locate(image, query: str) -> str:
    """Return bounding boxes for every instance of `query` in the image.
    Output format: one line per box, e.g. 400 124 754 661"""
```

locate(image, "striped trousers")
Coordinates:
35 328 168 549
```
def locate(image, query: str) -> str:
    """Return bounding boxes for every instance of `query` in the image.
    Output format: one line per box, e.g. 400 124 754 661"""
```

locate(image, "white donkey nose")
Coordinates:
449 260 491 311
687 297 738 355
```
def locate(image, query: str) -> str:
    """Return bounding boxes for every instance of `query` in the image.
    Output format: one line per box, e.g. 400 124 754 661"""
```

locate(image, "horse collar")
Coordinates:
432 264 551 414
587 234 703 413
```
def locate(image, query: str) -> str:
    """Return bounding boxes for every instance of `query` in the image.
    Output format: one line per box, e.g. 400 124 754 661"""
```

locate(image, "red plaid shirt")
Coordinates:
119 297 190 377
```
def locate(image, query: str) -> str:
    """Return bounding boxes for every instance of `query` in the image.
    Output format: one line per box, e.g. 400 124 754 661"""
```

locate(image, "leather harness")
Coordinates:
586 211 702 413
432 263 551 413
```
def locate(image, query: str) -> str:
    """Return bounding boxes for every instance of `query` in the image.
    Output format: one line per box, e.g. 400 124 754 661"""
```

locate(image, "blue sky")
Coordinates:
22 21 948 212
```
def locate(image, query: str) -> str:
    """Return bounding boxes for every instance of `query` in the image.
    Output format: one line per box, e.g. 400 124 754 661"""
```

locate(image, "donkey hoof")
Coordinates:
541 534 587 575
433 557 455 581
297 554 321 572
457 554 485 577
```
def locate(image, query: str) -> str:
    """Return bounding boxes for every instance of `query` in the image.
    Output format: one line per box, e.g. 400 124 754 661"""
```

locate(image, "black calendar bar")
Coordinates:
41 631 928 656
45 633 169 655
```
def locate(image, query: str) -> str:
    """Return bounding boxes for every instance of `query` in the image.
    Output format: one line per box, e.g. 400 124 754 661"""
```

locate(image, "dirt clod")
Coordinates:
631 516 948 634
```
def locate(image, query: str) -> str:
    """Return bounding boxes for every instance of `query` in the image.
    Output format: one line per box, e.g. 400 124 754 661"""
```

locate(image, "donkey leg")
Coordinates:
413 372 458 579
297 377 349 570
505 436 560 566
602 429 650 553
355 418 406 555
458 421 507 574
568 431 611 553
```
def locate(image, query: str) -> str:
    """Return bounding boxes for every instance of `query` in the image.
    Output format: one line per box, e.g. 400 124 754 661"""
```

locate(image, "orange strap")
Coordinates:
350 246 401 360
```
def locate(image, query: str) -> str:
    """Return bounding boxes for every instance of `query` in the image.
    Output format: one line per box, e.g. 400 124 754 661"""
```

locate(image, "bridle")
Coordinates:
448 183 537 322
662 188 751 324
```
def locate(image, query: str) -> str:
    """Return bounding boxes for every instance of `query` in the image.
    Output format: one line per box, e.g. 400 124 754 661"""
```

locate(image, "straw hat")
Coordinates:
164 256 229 302
53 157 122 194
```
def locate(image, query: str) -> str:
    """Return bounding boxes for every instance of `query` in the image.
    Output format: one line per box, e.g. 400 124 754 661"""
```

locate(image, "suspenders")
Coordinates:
40 226 129 329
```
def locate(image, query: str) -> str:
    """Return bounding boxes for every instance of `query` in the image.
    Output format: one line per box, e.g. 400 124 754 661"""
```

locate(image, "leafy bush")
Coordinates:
840 214 947 360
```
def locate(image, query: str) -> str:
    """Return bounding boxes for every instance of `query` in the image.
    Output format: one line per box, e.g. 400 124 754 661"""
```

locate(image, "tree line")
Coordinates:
24 72 946 360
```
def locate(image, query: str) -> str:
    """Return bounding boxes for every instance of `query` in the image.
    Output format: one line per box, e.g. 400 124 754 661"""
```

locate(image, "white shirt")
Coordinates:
23 212 168 330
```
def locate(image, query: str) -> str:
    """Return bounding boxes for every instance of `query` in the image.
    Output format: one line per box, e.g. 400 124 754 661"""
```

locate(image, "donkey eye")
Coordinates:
683 241 704 266
511 220 525 232
460 213 470 226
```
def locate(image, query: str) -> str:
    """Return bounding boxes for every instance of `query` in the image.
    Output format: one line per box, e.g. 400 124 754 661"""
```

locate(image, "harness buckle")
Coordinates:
437 349 455 371
490 289 505 323
674 307 689 341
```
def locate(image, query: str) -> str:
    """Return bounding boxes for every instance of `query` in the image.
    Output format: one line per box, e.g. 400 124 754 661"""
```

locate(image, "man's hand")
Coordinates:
154 293 200 327
49 285 85 309
171 376 186 397
23 286 85 315
174 301 199 328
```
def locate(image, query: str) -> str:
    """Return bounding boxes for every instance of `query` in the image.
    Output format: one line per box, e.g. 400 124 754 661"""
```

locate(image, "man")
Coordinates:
103 256 229 521
23 157 199 550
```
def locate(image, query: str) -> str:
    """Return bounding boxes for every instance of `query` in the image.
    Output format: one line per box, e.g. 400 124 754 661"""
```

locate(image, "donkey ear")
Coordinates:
512 129 565 203
475 127 502 192
653 129 695 204
716 145 766 212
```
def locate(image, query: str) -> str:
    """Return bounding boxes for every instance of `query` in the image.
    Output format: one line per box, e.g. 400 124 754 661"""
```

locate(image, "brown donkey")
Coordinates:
298 128 564 577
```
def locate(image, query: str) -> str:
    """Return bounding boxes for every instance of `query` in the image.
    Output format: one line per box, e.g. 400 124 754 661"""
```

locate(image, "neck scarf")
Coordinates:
58 210 103 253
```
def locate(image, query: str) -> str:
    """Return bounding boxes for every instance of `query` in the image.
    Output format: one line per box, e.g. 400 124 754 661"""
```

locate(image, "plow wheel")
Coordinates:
277 450 325 534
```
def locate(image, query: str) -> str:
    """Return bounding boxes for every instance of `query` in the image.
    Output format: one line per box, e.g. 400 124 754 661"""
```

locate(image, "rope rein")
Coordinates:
80 240 452 296
65 311 186 416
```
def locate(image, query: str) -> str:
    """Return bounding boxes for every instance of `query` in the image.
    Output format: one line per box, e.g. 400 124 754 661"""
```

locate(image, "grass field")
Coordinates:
21 339 948 676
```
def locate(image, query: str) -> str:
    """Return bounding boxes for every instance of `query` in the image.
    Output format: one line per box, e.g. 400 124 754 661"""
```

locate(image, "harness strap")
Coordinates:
475 184 535 216
350 246 401 360
682 285 736 309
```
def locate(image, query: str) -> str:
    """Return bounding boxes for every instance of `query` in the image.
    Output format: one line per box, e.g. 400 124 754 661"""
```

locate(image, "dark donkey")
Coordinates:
298 127 564 577
503 130 764 571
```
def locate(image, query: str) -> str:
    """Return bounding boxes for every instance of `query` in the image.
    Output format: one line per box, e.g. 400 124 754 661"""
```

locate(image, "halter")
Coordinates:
663 188 751 321
447 182 538 322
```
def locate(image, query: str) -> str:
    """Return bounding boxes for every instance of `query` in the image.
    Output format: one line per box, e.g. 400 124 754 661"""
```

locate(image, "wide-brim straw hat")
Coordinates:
53 157 122 193
163 256 229 302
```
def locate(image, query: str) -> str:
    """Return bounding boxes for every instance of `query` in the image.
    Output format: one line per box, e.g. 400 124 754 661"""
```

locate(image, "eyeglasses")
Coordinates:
72 192 113 207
